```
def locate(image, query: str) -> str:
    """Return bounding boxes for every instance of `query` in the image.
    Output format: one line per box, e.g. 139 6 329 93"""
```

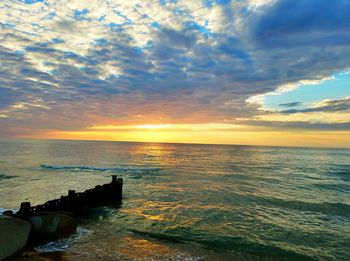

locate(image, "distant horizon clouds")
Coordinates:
0 0 349 146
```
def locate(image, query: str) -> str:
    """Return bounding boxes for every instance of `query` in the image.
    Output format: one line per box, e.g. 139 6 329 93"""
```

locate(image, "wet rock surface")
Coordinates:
0 216 31 261
29 213 77 245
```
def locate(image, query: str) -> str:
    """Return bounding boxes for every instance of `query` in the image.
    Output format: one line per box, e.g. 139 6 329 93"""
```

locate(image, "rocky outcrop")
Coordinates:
28 213 77 245
1 176 123 259
0 216 31 260
15 175 123 219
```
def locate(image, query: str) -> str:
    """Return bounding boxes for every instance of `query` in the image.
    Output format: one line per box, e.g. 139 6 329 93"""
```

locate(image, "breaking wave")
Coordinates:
0 173 18 180
130 229 315 260
35 228 93 252
41 164 161 173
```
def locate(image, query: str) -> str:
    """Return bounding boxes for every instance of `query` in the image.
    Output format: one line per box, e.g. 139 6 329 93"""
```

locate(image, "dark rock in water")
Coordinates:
2 210 14 217
16 202 31 220
0 216 31 260
14 175 123 219
7 251 107 261
28 213 77 245
6 176 123 250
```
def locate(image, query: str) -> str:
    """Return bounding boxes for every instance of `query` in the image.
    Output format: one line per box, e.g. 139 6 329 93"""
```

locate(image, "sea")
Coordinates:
0 139 349 261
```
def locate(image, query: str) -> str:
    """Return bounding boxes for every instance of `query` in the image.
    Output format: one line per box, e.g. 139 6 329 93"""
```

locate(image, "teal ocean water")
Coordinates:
0 139 349 260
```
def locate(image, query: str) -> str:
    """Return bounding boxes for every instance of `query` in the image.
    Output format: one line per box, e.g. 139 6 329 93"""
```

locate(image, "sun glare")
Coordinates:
134 124 171 130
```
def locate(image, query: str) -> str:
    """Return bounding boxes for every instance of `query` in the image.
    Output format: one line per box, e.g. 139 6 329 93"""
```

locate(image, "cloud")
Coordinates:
278 102 302 108
245 0 350 86
0 88 20 109
253 110 350 125
0 0 349 136
240 120 350 131
250 0 350 47
280 97 350 114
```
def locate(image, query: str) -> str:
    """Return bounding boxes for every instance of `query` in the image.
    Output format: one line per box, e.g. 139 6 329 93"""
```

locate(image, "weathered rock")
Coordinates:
2 210 14 217
0 216 31 260
28 213 77 245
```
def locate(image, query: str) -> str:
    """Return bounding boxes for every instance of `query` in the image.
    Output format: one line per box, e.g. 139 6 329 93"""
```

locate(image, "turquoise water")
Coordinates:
0 139 349 260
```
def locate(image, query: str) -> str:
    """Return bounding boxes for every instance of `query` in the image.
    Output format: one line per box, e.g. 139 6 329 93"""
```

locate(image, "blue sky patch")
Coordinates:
216 0 230 5
19 0 44 4
202 0 214 8
186 21 212 37
264 72 350 111
50 38 64 44
151 22 160 29
98 15 106 22
74 9 89 20
0 22 15 29
95 38 108 46
160 0 178 6
47 12 56 20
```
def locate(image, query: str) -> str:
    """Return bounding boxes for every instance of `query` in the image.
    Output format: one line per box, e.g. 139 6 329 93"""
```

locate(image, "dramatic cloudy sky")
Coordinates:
0 0 349 147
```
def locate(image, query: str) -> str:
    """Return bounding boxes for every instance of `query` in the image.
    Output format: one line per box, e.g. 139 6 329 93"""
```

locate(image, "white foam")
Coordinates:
34 227 93 252
41 164 161 173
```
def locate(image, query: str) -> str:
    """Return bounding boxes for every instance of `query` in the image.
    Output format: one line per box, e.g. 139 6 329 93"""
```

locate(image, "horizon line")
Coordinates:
1 137 349 151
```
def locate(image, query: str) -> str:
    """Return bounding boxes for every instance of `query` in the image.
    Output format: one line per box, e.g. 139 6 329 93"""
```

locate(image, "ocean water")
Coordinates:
0 139 349 261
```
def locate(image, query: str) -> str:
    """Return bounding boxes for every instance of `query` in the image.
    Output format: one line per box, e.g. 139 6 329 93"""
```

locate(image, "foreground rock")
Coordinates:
8 251 108 261
1 176 123 259
29 213 77 245
0 216 31 260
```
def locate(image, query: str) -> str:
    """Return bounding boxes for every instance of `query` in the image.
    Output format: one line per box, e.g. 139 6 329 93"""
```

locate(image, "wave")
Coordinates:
0 174 18 180
328 164 350 175
35 227 92 252
313 183 350 193
0 208 18 215
131 229 315 260
252 196 350 217
41 164 161 173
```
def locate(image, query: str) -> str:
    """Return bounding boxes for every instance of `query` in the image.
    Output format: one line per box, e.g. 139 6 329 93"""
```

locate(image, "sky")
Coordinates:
0 0 349 147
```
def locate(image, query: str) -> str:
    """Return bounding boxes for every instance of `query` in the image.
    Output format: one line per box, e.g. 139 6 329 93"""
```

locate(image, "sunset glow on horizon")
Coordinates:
12 123 350 148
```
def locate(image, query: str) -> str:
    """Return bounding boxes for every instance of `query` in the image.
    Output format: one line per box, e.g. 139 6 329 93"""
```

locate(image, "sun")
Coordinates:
134 124 171 130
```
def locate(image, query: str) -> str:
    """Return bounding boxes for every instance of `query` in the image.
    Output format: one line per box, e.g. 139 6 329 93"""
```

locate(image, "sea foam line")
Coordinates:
41 164 161 173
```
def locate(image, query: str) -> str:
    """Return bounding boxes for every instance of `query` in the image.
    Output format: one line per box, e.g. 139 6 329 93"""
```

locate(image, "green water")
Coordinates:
0 139 349 260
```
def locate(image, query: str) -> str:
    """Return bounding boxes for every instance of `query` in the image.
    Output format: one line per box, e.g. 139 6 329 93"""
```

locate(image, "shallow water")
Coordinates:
0 139 349 260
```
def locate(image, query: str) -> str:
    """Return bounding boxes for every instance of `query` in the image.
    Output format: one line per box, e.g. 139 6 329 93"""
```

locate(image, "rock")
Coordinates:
0 216 31 260
28 213 77 245
2 210 14 217
7 251 105 261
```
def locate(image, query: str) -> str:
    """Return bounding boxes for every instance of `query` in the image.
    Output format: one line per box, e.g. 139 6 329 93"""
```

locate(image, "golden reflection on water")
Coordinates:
122 207 167 221
127 142 169 157
121 200 178 222
126 142 176 167
112 235 174 260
